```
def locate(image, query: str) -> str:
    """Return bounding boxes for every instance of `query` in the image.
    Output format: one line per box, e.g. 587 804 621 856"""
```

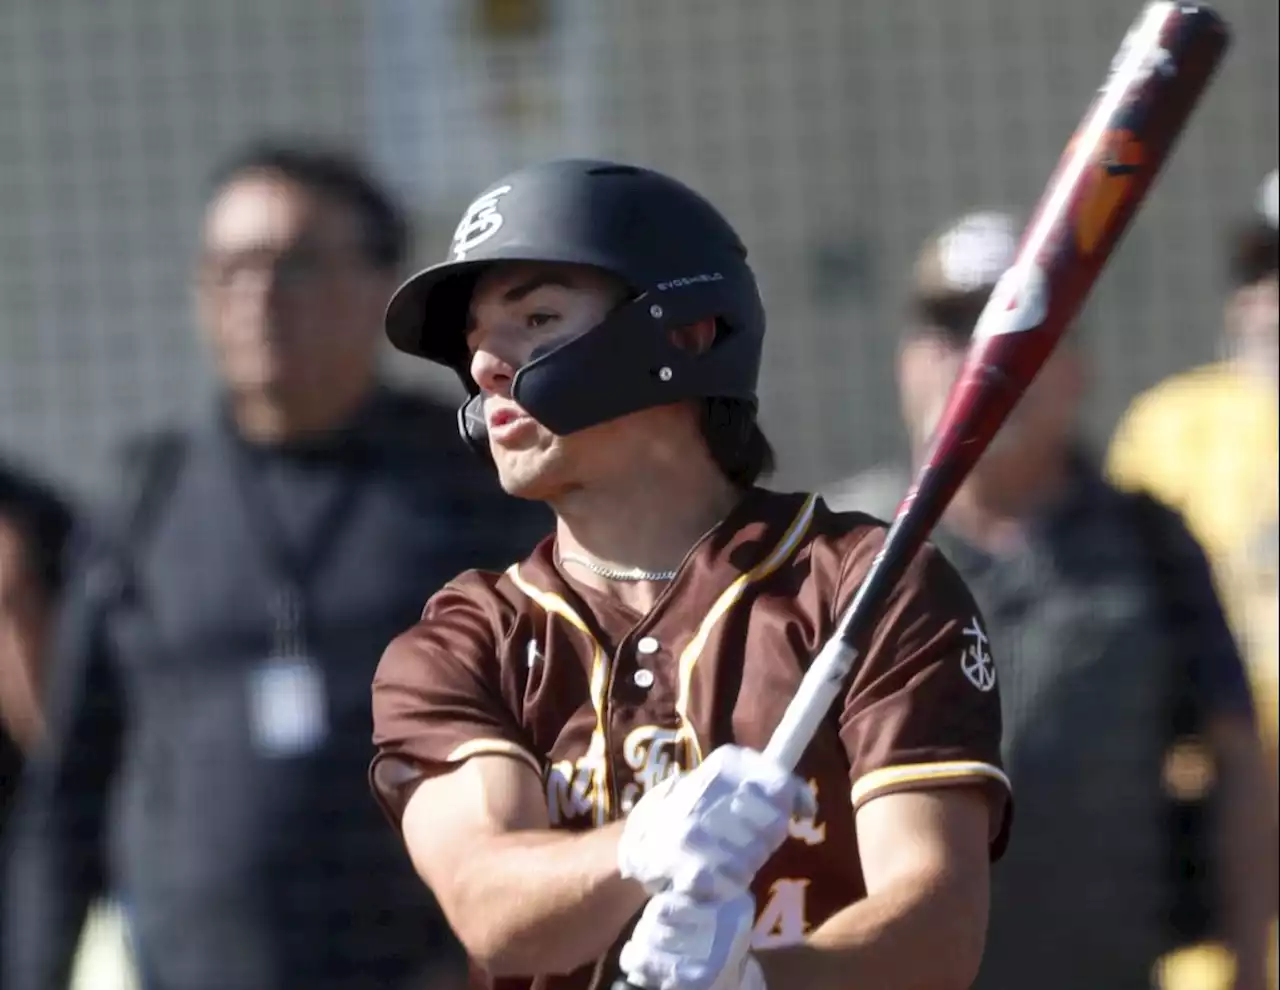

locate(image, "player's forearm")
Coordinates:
755 870 987 990
445 820 648 977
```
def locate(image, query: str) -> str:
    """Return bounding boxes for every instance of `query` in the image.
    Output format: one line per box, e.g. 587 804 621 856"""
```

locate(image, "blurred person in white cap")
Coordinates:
1110 168 1280 990
824 210 1084 524
823 209 1274 990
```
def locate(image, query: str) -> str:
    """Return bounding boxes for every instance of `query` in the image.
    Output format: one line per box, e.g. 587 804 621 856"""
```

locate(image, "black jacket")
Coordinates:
3 387 550 990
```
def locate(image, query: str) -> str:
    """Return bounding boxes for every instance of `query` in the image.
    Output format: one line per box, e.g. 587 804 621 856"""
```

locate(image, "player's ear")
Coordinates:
667 318 717 356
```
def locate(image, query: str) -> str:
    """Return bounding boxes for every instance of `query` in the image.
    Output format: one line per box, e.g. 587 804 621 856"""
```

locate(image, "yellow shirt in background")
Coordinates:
1107 361 1278 581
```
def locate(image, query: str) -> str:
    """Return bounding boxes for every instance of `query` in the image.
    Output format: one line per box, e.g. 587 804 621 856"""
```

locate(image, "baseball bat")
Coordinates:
614 2 1228 986
764 0 1229 772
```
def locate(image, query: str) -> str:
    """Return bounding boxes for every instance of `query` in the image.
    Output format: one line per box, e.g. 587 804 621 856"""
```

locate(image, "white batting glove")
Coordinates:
618 745 815 900
619 890 766 990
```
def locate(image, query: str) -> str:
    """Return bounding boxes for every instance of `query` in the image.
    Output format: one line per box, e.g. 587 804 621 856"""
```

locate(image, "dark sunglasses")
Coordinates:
910 292 991 344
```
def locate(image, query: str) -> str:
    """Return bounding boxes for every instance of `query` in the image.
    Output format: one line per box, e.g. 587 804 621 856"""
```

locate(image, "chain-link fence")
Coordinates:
0 3 1276 990
1 0 1275 497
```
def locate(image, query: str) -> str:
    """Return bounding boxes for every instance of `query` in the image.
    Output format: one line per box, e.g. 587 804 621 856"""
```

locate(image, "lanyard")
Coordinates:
225 433 365 657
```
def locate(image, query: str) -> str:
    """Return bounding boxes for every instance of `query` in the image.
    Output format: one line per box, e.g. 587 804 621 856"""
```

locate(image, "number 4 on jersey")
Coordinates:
752 877 811 949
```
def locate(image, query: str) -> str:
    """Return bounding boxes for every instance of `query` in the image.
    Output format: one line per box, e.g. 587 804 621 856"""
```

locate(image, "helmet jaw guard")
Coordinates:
513 279 762 437
452 277 763 458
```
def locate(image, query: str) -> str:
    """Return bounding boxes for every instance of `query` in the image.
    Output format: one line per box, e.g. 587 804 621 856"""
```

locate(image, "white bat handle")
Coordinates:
762 638 860 771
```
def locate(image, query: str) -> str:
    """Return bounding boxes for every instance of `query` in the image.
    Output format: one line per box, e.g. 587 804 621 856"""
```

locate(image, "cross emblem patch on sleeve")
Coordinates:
960 617 996 692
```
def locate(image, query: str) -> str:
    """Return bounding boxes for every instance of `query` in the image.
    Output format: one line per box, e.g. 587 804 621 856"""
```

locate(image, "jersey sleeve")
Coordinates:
369 573 540 826
836 533 1012 856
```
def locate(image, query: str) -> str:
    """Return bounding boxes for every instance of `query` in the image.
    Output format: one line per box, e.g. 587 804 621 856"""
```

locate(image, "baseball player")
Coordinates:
370 159 1011 990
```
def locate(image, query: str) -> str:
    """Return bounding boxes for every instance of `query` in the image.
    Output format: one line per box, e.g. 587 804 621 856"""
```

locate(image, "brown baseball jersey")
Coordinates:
371 488 1011 990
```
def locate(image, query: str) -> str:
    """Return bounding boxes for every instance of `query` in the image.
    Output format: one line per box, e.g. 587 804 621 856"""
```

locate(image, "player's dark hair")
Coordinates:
701 398 775 489
0 462 75 597
207 140 410 272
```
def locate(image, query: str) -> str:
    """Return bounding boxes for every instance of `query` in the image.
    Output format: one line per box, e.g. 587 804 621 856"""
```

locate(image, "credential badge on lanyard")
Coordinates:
248 583 329 758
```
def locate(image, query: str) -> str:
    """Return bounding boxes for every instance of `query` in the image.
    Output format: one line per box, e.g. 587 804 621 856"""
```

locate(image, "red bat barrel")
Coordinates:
901 1 1230 531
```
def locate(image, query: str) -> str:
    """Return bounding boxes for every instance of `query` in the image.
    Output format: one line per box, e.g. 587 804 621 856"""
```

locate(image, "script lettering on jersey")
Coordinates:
544 729 831 887
545 730 830 949
618 724 698 814
546 731 610 827
544 723 699 827
787 778 826 846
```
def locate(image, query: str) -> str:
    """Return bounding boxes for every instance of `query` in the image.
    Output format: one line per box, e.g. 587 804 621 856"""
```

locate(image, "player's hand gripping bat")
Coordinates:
614 2 1229 986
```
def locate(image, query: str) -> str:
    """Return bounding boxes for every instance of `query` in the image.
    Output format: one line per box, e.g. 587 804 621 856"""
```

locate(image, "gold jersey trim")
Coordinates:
506 491 819 819
850 759 1011 809
675 494 819 762
445 737 543 778
506 564 612 821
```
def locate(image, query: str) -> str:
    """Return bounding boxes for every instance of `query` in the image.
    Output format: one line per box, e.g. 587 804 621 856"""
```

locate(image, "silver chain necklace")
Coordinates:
557 552 678 583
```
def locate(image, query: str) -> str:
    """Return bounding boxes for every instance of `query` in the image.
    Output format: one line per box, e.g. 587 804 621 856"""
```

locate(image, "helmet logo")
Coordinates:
451 184 513 260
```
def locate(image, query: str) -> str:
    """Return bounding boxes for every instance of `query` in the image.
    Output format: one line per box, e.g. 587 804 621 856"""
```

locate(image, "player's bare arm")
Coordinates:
399 754 645 976
396 737 811 979
756 787 992 990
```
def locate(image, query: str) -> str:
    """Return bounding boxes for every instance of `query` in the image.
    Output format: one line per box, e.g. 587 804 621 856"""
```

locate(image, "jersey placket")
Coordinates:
507 565 617 825
606 627 688 817
609 494 821 812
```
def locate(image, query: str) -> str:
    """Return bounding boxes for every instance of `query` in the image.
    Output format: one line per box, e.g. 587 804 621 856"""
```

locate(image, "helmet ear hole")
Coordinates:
666 318 719 356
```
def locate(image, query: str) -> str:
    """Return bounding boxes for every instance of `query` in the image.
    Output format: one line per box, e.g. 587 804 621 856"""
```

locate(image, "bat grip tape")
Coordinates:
762 639 860 771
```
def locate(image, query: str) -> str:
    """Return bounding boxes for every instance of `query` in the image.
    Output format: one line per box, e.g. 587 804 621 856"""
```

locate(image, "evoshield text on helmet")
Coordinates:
384 159 766 454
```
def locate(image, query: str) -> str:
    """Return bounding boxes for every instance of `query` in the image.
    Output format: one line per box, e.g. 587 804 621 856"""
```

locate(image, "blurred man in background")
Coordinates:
3 142 549 990
1109 167 1279 989
823 210 1274 990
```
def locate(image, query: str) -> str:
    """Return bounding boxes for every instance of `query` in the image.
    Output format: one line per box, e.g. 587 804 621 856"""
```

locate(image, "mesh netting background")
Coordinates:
1 0 1276 499
0 3 1276 989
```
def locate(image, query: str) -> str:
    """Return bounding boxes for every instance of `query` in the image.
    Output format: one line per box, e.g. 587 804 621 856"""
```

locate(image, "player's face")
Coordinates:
1225 273 1278 381
467 261 688 500
197 174 393 407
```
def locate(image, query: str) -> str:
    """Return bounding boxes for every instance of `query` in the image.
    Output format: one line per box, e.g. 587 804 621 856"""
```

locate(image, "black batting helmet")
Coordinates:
384 159 766 454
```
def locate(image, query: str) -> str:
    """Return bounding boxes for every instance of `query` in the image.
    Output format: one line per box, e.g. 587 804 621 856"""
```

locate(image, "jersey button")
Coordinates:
636 636 660 655
632 668 655 690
